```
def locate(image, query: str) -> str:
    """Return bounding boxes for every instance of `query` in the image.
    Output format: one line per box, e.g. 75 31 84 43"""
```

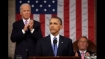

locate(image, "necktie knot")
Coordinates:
53 37 57 44
53 37 57 40
82 52 84 54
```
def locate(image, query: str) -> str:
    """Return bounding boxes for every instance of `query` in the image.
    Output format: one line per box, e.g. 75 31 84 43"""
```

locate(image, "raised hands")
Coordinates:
29 19 34 31
23 19 34 31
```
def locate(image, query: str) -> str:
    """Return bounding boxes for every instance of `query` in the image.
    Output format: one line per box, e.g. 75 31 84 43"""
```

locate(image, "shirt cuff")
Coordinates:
30 29 35 33
22 29 25 34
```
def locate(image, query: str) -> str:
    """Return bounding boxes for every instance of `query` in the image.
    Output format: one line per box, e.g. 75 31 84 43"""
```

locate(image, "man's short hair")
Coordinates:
20 3 31 11
51 16 62 25
78 36 88 43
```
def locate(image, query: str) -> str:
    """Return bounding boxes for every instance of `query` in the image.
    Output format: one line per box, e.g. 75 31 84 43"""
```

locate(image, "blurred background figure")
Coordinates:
74 36 95 59
10 3 43 59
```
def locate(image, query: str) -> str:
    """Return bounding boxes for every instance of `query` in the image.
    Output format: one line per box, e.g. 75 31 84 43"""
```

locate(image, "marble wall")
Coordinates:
8 0 15 58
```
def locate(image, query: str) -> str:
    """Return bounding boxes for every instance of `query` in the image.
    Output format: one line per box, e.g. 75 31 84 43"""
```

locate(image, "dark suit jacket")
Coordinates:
35 35 74 56
10 19 43 59
75 50 94 57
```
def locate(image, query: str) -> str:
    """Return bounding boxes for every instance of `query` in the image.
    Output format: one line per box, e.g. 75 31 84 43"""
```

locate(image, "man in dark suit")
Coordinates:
35 16 74 56
10 3 43 59
75 36 94 59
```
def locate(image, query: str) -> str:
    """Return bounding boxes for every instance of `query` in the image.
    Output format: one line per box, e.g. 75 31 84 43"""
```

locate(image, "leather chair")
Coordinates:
73 40 97 53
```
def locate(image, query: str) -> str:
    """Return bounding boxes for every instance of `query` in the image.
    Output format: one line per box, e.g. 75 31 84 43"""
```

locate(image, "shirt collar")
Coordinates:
50 34 60 47
79 50 87 54
50 34 59 40
22 18 30 24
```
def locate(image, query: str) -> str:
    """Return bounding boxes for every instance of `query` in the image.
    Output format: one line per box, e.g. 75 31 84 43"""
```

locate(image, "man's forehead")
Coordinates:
51 18 58 20
79 38 87 42
50 18 60 22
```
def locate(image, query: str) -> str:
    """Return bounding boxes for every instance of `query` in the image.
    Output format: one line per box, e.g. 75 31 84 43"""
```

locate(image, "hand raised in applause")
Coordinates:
29 19 34 31
85 52 90 56
23 22 29 31
75 51 78 57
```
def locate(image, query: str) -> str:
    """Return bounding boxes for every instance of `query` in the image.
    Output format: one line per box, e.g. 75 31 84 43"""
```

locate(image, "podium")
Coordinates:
28 56 81 59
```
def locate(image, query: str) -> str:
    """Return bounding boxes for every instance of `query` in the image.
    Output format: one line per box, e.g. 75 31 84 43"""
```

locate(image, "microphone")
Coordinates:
53 39 57 44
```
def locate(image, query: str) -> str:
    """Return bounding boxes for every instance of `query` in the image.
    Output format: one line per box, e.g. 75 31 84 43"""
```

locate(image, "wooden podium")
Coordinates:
28 56 81 59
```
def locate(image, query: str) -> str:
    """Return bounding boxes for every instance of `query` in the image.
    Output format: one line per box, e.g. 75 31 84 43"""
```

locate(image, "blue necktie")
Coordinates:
53 37 57 57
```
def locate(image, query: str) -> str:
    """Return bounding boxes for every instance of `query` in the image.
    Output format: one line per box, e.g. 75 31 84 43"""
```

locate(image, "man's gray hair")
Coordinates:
20 3 31 11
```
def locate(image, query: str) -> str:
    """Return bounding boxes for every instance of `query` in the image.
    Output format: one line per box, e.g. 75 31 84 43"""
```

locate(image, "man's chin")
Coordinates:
51 32 55 34
24 17 30 19
24 16 30 18
51 32 56 34
80 49 86 50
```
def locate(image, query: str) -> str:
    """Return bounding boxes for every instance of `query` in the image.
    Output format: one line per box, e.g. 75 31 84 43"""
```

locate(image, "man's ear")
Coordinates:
60 25 63 29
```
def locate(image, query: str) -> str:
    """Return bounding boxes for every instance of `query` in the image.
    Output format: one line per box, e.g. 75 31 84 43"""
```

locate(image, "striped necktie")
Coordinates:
81 52 85 59
53 37 57 57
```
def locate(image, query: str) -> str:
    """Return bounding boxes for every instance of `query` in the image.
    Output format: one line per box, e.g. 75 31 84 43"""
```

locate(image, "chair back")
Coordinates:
73 40 97 53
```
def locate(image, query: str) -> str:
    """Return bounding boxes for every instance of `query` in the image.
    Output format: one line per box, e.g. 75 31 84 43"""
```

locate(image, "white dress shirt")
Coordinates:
22 18 34 34
79 50 87 56
50 34 59 48
23 18 30 24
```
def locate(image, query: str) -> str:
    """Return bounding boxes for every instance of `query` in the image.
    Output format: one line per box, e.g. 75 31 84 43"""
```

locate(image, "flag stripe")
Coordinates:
64 0 69 38
52 14 57 17
16 14 21 21
82 0 88 38
15 0 95 43
57 0 64 36
30 14 33 20
88 0 95 42
40 14 45 37
70 0 76 42
33 14 40 22
76 0 82 40
45 14 51 36
16 14 33 21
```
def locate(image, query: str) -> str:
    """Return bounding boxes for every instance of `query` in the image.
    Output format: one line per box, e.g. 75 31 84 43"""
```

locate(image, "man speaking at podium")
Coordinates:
35 16 74 56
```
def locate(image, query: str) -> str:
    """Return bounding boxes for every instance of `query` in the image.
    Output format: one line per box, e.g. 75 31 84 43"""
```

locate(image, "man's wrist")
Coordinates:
30 29 34 33
22 29 25 34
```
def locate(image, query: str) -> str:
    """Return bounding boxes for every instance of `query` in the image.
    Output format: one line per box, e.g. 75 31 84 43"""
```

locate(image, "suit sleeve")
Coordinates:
10 22 25 42
31 22 43 40
68 39 74 56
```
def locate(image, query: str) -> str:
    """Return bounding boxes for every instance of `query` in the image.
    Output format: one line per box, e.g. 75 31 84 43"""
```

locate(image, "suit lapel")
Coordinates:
46 35 54 56
19 19 24 29
57 35 64 56
77 51 81 56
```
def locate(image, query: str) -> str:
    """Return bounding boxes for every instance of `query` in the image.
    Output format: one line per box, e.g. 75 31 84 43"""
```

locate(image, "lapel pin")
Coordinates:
61 42 63 43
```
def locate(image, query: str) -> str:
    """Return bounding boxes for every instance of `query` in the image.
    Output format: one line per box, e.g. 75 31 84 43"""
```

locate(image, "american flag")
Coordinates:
16 0 95 43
